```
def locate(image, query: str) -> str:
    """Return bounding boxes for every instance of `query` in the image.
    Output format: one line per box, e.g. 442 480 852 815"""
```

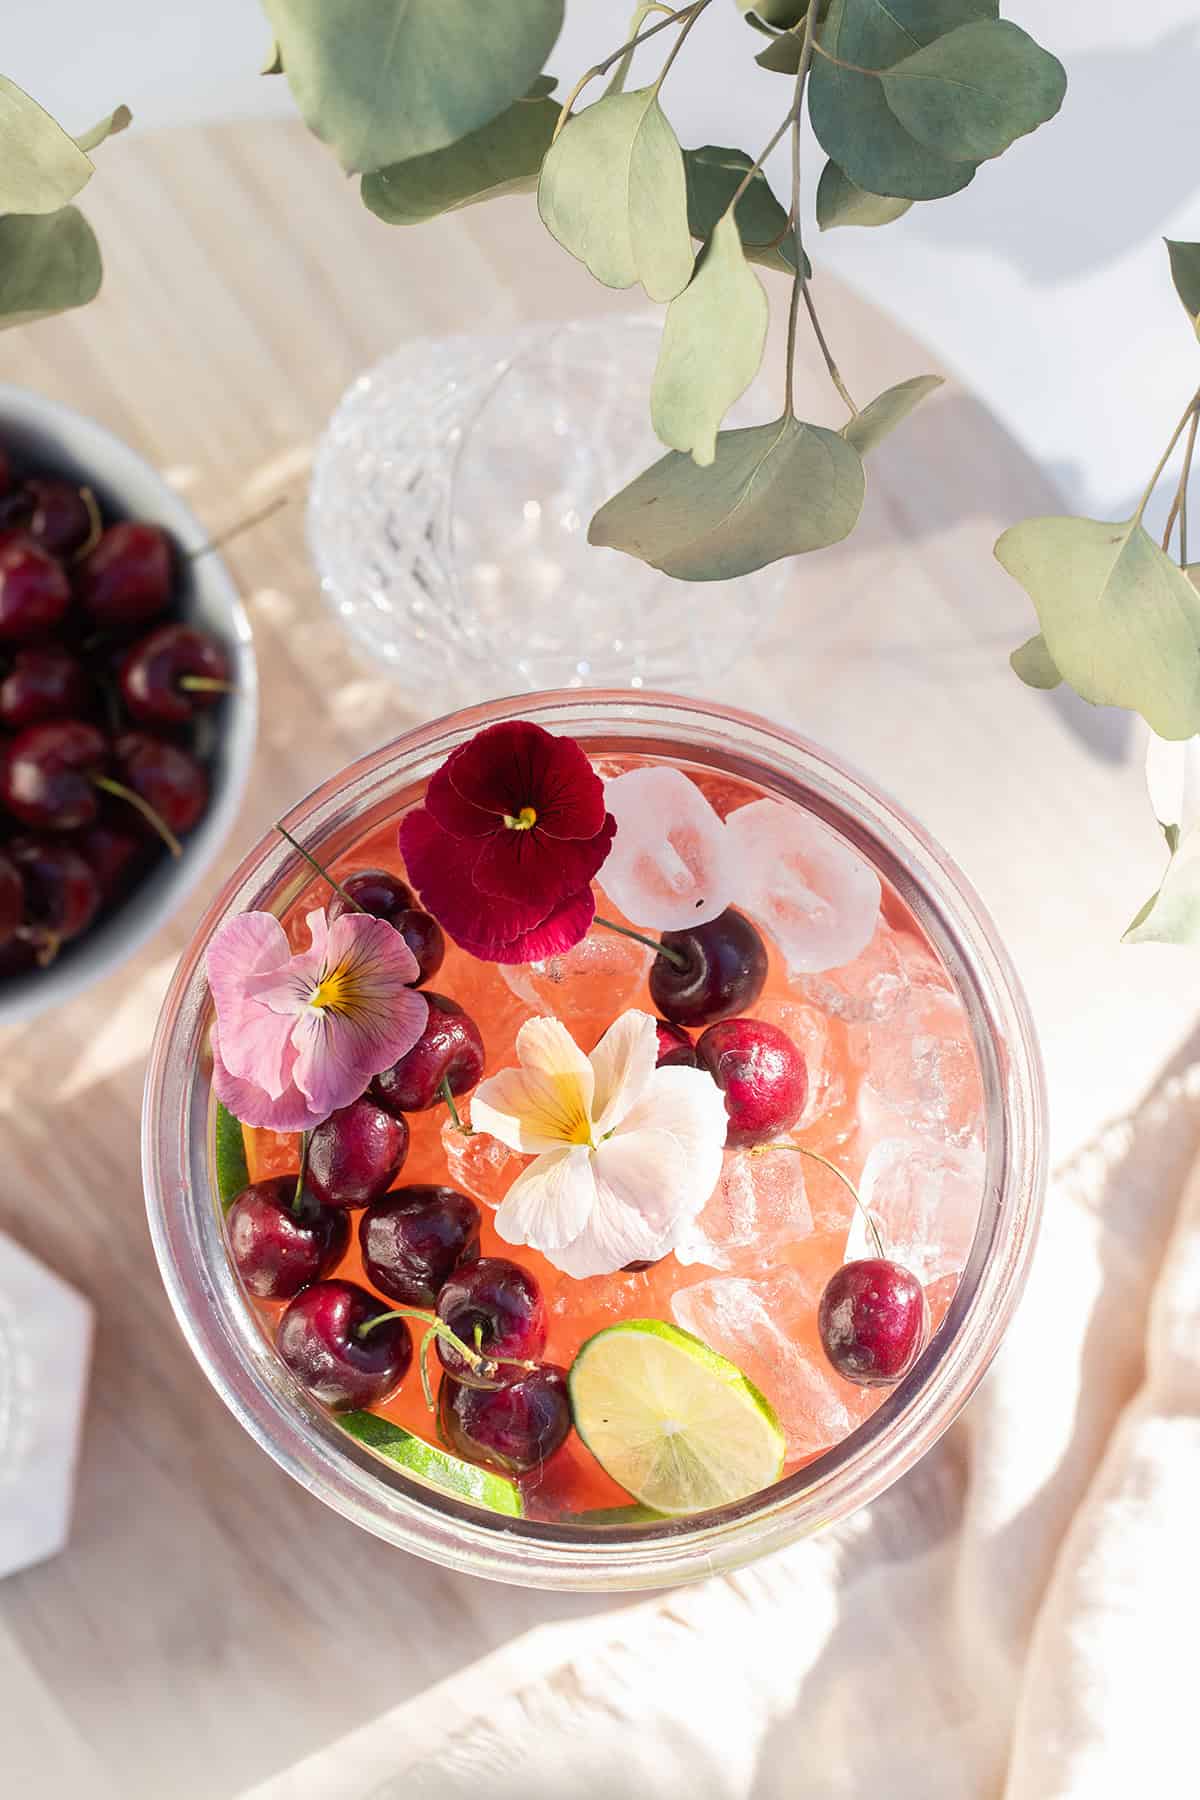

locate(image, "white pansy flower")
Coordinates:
472 1010 727 1279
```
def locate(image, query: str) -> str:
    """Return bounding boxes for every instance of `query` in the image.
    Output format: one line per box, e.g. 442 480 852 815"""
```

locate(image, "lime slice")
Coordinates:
338 1410 523 1516
568 1319 785 1517
214 1100 250 1210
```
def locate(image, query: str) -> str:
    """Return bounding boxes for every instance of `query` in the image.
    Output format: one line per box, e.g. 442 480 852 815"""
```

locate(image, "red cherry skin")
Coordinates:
0 719 106 830
79 522 173 629
112 732 209 837
0 534 72 642
818 1259 930 1387
696 1017 808 1148
0 647 90 729
119 623 231 726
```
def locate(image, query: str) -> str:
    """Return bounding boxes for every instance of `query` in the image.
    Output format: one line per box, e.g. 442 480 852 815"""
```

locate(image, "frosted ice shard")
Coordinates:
726 797 880 975
599 766 732 931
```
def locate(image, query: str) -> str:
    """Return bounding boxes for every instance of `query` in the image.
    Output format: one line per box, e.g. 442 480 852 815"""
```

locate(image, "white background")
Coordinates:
6 0 1200 520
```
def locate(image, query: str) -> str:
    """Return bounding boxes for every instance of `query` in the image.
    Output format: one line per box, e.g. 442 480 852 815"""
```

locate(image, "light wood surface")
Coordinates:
0 120 1191 1800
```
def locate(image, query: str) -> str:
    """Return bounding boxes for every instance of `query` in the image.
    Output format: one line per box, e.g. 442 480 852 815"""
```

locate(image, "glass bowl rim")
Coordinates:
142 688 1046 1591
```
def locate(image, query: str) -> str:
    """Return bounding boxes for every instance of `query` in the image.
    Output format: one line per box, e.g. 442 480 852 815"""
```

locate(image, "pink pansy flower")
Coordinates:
399 719 616 964
207 907 427 1131
471 1010 727 1278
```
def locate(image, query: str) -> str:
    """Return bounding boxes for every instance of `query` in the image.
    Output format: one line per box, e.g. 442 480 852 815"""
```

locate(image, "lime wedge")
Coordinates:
338 1410 523 1516
569 1318 785 1517
214 1100 250 1210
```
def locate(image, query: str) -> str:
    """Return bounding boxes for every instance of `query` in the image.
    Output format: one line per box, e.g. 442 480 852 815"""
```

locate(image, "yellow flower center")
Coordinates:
503 805 538 831
309 961 359 1015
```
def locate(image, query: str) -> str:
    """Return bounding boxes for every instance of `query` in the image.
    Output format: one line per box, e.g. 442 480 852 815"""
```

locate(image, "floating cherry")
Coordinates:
373 992 484 1113
276 1279 412 1410
328 867 445 988
359 1184 481 1308
818 1258 929 1387
305 1097 410 1209
227 1177 350 1300
435 1257 546 1390
655 1018 698 1068
696 1016 807 1148
439 1366 572 1475
649 907 767 1029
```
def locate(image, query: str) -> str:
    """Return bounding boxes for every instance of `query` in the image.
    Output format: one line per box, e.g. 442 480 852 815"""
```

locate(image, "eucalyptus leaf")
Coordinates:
809 0 995 200
1165 239 1200 338
995 514 1200 740
589 415 866 580
261 40 284 75
74 104 132 155
1123 828 1200 945
1145 730 1200 840
683 145 810 277
738 0 808 22
841 374 942 453
881 21 1067 165
0 77 94 214
0 208 102 329
262 0 564 173
651 212 769 466
1010 633 1062 690
816 160 913 229
756 32 804 72
363 88 558 225
539 87 693 302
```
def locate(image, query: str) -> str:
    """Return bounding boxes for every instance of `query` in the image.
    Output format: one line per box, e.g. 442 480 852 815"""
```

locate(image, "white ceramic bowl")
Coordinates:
0 386 257 1023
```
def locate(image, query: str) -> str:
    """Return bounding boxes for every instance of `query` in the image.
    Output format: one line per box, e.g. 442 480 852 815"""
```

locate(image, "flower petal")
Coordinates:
470 811 616 908
425 759 499 838
548 1128 686 1277
493 1144 597 1252
290 913 427 1116
400 808 557 949
211 1024 329 1132
617 1064 728 1224
471 1017 595 1152
469 888 597 965
589 1009 659 1136
447 719 608 841
206 911 298 1097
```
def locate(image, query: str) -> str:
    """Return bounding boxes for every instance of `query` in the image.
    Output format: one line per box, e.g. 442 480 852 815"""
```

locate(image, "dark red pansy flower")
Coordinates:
398 720 616 964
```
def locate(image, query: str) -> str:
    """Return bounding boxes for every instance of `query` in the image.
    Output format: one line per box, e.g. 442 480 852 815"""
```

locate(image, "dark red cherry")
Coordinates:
372 992 484 1113
22 479 96 557
329 869 445 988
439 1366 572 1475
696 1017 807 1148
818 1258 929 1387
75 809 148 903
276 1279 412 1411
305 1097 410 1209
655 1018 698 1068
0 534 72 641
227 1177 350 1300
649 907 767 1029
0 719 106 830
112 732 209 839
359 1184 481 1308
0 933 38 978
8 834 100 957
436 1257 546 1390
0 849 22 947
0 445 9 493
119 623 231 726
0 646 89 729
78 521 172 629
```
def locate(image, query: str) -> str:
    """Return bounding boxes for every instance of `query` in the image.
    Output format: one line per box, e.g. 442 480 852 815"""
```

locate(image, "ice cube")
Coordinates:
598 766 732 930
441 1111 529 1209
672 1270 859 1459
500 928 651 1048
725 798 880 975
858 1135 985 1283
796 921 909 1023
673 1147 812 1271
863 985 983 1146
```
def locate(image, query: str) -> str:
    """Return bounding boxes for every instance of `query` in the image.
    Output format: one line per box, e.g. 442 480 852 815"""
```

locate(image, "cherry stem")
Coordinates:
754 1140 886 1259
179 675 236 695
440 1074 472 1135
71 486 103 563
186 493 288 563
292 1133 310 1217
593 914 688 970
356 1307 539 1382
274 822 363 912
92 774 182 858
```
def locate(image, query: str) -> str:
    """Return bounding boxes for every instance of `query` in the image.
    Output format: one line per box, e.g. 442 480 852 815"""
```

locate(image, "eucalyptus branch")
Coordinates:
1162 407 1199 557
608 3 677 97
801 282 858 416
553 0 706 140
809 38 884 78
653 0 711 93
1134 386 1200 524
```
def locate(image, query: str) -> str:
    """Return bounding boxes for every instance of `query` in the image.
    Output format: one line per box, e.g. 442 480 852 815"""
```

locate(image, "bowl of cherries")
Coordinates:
0 385 256 1022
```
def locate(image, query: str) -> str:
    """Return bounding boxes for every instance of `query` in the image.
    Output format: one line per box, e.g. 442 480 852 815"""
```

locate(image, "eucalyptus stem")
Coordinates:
1134 386 1200 524
809 38 884 79
593 914 688 970
653 0 710 92
274 822 362 912
608 2 676 95
753 1139 885 1259
554 0 706 140
801 283 858 416
1162 406 1199 556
